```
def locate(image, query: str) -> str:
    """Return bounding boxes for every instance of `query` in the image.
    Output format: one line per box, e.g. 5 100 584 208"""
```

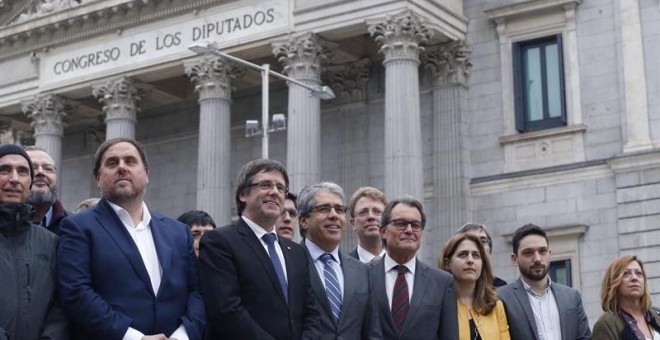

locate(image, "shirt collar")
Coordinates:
242 215 277 241
357 244 385 262
305 238 341 264
521 276 552 297
384 253 416 276
43 205 54 226
107 200 151 229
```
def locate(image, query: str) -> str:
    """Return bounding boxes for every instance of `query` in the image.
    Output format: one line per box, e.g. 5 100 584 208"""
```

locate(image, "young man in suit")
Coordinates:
275 192 298 240
348 187 387 263
497 224 591 340
370 196 458 340
198 159 320 339
57 138 205 340
298 182 381 339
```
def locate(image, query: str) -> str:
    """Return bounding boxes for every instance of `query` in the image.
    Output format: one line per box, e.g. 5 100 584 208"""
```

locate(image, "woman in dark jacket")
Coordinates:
593 255 660 340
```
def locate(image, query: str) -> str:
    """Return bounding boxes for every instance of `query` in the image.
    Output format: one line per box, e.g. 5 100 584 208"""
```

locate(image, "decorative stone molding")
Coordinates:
425 40 472 87
326 59 370 102
13 0 83 24
184 56 244 101
368 10 433 63
272 32 336 80
22 93 75 136
92 76 148 121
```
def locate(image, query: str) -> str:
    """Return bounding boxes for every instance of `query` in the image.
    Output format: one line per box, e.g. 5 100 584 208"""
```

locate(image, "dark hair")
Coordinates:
234 159 289 216
93 138 149 176
285 192 297 205
511 223 548 254
177 210 216 228
440 233 497 315
380 196 426 230
457 222 493 253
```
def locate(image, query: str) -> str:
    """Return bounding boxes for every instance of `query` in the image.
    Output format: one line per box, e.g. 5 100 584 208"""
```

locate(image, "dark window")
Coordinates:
549 259 572 287
513 34 566 132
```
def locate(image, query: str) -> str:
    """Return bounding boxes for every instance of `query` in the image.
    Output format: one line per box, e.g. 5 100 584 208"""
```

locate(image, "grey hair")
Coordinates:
296 182 346 217
380 196 426 230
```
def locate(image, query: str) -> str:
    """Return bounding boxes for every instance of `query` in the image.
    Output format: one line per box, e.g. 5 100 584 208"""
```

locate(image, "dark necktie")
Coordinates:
262 233 288 303
391 265 409 333
319 253 342 324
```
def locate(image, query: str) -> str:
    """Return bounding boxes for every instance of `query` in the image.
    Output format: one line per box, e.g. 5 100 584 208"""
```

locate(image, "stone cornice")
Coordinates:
484 0 581 23
0 0 226 60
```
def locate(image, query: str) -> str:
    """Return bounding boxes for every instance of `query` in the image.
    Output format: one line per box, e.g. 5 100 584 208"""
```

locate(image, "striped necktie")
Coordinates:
391 265 409 333
320 253 342 324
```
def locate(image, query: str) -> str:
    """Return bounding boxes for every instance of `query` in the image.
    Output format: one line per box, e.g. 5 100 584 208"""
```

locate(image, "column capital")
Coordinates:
368 10 433 63
22 94 75 136
425 40 472 87
92 77 149 121
326 59 371 102
184 56 245 101
272 32 337 80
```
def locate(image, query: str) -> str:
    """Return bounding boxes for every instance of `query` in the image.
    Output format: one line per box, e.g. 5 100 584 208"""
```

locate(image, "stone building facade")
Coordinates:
0 0 658 324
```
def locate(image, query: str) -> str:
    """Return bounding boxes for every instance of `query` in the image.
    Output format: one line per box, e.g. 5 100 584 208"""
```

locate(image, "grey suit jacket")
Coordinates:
497 278 592 340
303 243 381 340
369 258 458 340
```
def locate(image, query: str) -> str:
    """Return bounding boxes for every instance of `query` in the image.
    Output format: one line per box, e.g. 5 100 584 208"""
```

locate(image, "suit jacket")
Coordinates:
349 247 359 261
369 258 458 340
45 199 69 236
303 243 381 340
56 199 205 340
497 278 591 340
199 219 321 340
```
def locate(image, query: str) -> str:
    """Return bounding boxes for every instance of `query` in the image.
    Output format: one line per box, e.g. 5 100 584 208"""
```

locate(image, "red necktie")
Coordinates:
391 265 409 333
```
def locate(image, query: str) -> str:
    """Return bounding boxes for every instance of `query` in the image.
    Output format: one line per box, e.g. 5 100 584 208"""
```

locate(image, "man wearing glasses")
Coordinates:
198 159 320 340
297 182 381 339
25 146 69 236
275 192 299 240
370 196 458 340
456 222 507 287
348 186 387 263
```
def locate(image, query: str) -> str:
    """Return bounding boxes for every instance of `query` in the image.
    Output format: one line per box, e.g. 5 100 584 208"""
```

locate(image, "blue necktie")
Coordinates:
320 253 342 324
262 233 288 303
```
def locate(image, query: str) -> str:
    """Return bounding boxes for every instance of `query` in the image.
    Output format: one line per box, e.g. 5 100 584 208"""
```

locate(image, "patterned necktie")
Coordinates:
391 265 409 333
262 233 288 303
320 253 342 324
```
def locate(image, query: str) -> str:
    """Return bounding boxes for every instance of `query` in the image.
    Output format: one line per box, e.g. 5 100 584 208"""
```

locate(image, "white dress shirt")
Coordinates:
356 244 386 263
243 216 288 281
522 278 561 340
108 201 188 340
305 238 344 298
384 254 416 308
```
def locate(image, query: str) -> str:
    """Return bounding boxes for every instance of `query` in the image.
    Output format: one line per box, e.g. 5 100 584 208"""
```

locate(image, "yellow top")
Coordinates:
457 299 511 340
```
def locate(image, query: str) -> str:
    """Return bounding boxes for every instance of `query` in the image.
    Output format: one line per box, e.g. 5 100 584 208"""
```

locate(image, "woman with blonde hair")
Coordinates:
440 233 510 340
593 255 660 339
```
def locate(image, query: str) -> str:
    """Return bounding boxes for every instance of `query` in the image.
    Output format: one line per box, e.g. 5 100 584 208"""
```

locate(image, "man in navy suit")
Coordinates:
199 159 320 339
298 182 381 339
57 138 205 340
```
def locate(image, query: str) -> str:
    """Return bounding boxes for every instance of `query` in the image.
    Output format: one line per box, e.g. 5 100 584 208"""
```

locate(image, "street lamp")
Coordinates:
189 41 336 159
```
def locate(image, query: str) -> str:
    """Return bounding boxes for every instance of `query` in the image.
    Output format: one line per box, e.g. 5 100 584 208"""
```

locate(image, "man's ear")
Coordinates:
350 217 356 231
299 215 308 229
510 253 518 266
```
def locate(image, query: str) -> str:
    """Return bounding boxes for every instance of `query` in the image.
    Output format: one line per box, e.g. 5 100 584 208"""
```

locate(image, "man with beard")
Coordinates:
0 144 68 339
497 224 591 340
57 138 205 340
348 187 386 263
24 146 69 236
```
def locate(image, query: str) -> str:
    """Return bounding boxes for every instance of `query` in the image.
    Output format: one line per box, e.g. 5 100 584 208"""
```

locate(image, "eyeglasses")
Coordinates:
33 163 56 174
477 236 491 246
282 208 297 218
386 219 424 231
311 204 347 215
247 181 288 194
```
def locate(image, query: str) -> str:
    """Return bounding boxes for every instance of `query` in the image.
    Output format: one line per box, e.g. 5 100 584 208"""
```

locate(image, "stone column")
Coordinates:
368 11 432 200
185 56 243 225
22 94 75 175
425 40 472 248
92 77 148 140
273 33 335 193
618 0 652 153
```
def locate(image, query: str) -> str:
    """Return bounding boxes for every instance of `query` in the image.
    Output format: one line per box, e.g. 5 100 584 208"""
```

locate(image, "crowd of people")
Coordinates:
0 138 657 340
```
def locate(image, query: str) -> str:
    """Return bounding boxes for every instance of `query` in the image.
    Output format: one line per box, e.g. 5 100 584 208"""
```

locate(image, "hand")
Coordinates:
141 335 167 340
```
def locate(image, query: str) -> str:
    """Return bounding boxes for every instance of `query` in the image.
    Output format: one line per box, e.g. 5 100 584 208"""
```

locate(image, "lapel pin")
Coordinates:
287 246 291 250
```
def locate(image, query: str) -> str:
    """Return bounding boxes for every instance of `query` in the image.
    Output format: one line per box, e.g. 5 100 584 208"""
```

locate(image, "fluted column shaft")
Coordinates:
93 77 147 140
185 57 243 225
23 94 74 181
369 11 432 201
274 33 335 193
